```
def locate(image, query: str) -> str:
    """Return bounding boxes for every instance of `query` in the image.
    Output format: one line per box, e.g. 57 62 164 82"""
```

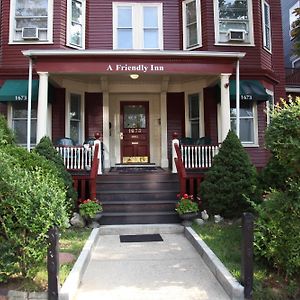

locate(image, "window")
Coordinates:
266 89 274 125
11 102 37 146
214 0 254 45
67 0 86 49
10 0 53 43
262 1 271 51
188 94 200 139
113 3 163 50
290 1 300 39
182 0 201 49
230 101 257 144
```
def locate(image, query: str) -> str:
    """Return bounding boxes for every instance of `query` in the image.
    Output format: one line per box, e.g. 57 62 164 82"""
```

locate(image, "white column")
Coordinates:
102 92 110 169
220 73 231 141
36 72 49 143
160 92 169 168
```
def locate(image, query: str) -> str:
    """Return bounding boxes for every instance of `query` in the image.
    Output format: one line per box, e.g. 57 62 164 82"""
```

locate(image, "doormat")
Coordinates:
120 234 163 243
110 167 165 173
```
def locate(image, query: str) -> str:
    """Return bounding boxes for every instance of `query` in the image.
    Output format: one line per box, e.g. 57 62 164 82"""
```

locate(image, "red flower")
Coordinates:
183 194 189 199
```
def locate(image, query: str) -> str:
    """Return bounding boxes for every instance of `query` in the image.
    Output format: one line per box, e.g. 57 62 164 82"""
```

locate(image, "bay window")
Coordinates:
67 0 86 49
262 0 271 51
113 3 163 50
10 0 53 43
214 0 254 45
182 0 202 49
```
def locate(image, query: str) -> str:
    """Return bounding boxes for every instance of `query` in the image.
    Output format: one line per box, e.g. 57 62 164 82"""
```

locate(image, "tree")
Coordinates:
291 7 300 56
200 130 259 218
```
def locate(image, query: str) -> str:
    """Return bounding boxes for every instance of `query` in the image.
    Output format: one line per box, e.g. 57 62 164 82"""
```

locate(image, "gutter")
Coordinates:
22 49 246 59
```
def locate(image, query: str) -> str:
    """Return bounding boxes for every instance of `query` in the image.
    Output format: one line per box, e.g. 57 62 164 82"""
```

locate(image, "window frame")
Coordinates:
266 89 274 125
182 0 202 50
113 2 163 50
230 101 258 146
213 0 254 46
66 0 86 49
262 0 272 52
9 0 54 44
65 91 85 145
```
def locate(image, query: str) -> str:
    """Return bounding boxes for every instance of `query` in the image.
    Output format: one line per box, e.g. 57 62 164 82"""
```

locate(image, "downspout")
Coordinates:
236 59 240 138
27 58 33 151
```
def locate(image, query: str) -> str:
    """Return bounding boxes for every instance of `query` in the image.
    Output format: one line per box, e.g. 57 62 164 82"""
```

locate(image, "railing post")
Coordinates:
94 132 103 175
172 132 179 173
47 226 59 300
241 212 254 300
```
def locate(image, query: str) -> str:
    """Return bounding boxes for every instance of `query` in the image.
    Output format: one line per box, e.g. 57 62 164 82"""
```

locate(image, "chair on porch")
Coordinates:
70 142 100 200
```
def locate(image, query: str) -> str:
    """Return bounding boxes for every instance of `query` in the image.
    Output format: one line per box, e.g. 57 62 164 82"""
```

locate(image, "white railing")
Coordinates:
180 144 220 169
56 141 103 175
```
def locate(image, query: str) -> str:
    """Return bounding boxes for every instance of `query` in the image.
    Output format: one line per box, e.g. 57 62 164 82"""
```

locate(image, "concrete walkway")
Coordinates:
74 225 230 300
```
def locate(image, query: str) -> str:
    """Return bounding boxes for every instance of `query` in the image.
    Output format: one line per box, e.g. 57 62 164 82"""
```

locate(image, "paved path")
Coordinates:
75 226 230 300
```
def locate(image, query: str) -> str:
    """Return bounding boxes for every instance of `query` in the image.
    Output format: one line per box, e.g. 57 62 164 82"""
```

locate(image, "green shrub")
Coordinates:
200 130 259 218
265 98 300 176
254 181 300 278
34 136 77 212
0 148 68 282
0 114 15 145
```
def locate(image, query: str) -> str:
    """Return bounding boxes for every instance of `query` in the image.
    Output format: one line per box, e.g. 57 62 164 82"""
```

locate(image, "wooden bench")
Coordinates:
174 143 206 197
69 143 100 200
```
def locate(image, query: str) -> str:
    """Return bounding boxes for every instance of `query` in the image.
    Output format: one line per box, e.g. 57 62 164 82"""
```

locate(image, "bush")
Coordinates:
0 114 15 145
200 130 259 218
0 148 68 282
254 181 300 278
265 98 300 176
34 136 77 212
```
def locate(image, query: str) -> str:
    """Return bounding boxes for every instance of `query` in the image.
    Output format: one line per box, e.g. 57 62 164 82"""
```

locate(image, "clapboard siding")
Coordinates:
0 104 7 116
51 88 66 143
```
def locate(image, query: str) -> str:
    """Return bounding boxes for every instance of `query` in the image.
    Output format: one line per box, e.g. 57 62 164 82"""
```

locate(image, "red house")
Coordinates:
0 0 286 223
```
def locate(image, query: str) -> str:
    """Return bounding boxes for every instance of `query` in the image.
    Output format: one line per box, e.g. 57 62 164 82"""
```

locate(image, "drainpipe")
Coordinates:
27 58 33 151
236 59 240 139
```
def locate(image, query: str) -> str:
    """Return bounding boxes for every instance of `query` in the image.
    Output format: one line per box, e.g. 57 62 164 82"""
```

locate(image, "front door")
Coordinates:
120 101 149 164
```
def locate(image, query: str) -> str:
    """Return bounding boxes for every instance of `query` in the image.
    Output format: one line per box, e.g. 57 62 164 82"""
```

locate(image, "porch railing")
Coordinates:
56 136 103 175
172 133 220 173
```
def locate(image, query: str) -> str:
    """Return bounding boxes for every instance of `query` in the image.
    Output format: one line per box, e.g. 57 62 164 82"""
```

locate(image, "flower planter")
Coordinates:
85 212 103 227
179 212 198 227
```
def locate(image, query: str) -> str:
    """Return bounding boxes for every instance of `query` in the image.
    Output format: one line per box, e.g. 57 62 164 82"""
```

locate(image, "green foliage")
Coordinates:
34 136 77 212
265 98 300 176
258 155 294 192
254 181 300 278
175 194 199 214
0 114 15 145
200 130 259 218
291 8 300 56
79 199 103 219
0 147 68 282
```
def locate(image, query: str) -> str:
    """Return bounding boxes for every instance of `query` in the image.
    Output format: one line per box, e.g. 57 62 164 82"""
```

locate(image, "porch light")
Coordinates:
130 74 139 80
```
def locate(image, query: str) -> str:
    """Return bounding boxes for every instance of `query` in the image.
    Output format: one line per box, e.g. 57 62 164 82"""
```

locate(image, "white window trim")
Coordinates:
217 101 258 146
113 2 163 50
266 89 274 125
213 0 255 46
262 0 272 53
65 91 85 144
9 0 54 44
66 0 86 49
182 0 202 50
292 56 300 67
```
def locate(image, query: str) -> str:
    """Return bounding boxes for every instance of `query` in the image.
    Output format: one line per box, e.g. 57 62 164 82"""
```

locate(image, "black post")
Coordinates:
47 227 59 300
241 212 254 300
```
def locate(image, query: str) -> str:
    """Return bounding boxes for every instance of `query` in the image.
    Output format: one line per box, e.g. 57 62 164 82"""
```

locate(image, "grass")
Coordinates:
192 221 300 300
0 227 91 292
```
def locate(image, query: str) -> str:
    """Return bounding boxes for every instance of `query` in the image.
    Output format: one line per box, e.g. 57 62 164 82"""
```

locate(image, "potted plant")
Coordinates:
79 198 103 224
175 194 199 226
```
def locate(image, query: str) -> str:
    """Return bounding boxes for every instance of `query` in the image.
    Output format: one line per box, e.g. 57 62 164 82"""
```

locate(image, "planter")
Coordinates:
179 212 198 227
85 212 103 227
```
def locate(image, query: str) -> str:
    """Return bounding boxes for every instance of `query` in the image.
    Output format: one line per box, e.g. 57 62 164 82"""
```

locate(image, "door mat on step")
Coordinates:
110 167 165 173
120 234 163 243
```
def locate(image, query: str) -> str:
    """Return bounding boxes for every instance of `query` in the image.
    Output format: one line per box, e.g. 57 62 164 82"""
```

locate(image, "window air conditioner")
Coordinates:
227 30 245 42
22 27 39 40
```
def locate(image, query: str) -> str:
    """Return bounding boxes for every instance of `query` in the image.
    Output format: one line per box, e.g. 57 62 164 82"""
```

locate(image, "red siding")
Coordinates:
0 103 7 116
51 88 65 143
204 87 218 144
85 93 103 139
167 92 185 167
